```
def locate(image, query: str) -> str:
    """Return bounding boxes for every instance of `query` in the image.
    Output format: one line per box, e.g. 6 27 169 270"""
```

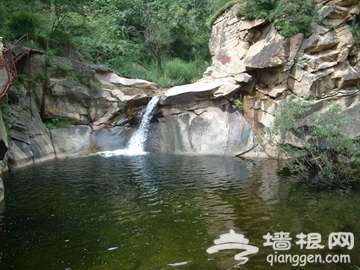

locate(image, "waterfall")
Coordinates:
98 96 160 157
127 96 160 153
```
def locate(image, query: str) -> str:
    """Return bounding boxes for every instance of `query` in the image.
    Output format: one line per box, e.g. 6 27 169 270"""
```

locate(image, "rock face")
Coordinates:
50 126 92 159
91 127 133 152
0 110 8 170
5 85 56 170
0 54 162 170
149 101 260 156
43 78 114 125
201 1 360 154
0 177 3 204
42 57 160 129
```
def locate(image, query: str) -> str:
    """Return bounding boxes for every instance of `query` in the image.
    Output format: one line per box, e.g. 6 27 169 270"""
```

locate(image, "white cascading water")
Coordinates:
126 95 160 153
98 96 160 157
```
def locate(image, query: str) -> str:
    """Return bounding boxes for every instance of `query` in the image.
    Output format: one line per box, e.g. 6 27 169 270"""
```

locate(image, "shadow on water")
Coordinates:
0 153 359 269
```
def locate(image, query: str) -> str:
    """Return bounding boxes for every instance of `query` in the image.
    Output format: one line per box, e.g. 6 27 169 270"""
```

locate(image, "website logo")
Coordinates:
206 229 259 265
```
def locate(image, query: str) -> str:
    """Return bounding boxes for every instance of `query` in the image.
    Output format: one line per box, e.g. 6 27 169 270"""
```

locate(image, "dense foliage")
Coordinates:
268 99 360 188
1 0 323 86
239 0 316 37
1 0 234 87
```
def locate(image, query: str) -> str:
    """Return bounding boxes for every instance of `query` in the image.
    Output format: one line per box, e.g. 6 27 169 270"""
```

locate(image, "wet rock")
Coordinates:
50 126 92 159
0 177 3 204
90 126 132 152
6 97 56 170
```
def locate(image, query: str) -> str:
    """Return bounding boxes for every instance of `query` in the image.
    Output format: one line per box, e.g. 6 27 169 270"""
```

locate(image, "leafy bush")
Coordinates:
33 72 49 83
238 0 278 20
271 0 315 38
268 98 360 187
8 10 40 39
208 0 243 26
238 0 315 38
0 102 12 136
70 74 101 91
45 118 69 130
163 58 200 86
232 98 243 112
351 15 360 46
130 58 208 88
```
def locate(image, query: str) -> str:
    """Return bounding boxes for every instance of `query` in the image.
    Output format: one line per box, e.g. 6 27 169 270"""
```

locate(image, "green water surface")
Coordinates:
0 153 359 269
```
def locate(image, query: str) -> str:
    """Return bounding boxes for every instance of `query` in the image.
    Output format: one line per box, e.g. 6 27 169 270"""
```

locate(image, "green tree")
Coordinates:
268 99 360 187
142 1 174 70
39 0 91 39
271 0 315 38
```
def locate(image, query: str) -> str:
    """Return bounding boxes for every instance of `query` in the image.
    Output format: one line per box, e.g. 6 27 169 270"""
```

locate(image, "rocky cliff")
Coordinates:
148 0 360 157
0 52 162 171
202 0 360 155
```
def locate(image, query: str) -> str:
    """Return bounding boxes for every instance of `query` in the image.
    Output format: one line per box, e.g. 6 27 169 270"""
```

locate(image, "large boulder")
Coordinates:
43 59 161 129
50 126 92 159
149 99 263 157
160 80 225 105
160 78 246 106
90 126 133 152
43 78 116 126
244 25 289 69
95 70 159 98
6 93 56 170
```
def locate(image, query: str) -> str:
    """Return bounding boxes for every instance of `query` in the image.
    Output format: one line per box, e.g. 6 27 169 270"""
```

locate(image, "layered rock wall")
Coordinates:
0 53 161 170
201 1 360 154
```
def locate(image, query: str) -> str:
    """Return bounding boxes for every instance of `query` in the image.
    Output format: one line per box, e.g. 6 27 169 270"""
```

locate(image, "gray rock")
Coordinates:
0 110 8 161
244 25 288 69
7 140 35 170
160 80 224 105
148 102 262 156
51 126 92 159
6 97 56 170
0 177 3 204
90 127 133 152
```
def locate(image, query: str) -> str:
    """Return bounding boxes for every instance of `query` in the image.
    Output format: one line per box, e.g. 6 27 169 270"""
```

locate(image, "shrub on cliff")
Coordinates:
239 0 315 38
267 98 360 187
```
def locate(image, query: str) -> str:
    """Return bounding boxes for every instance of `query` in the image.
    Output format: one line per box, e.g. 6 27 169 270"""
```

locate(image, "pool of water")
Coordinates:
0 153 359 269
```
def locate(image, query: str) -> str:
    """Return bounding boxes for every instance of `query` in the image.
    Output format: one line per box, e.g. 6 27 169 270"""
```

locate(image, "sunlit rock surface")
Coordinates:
203 2 360 155
149 99 262 157
50 126 92 159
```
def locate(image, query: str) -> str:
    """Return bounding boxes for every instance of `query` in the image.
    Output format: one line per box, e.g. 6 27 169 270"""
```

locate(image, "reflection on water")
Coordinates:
0 153 359 269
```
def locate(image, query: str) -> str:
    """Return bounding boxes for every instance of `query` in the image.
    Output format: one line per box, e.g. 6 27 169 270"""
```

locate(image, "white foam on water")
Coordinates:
97 96 160 157
97 148 148 157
